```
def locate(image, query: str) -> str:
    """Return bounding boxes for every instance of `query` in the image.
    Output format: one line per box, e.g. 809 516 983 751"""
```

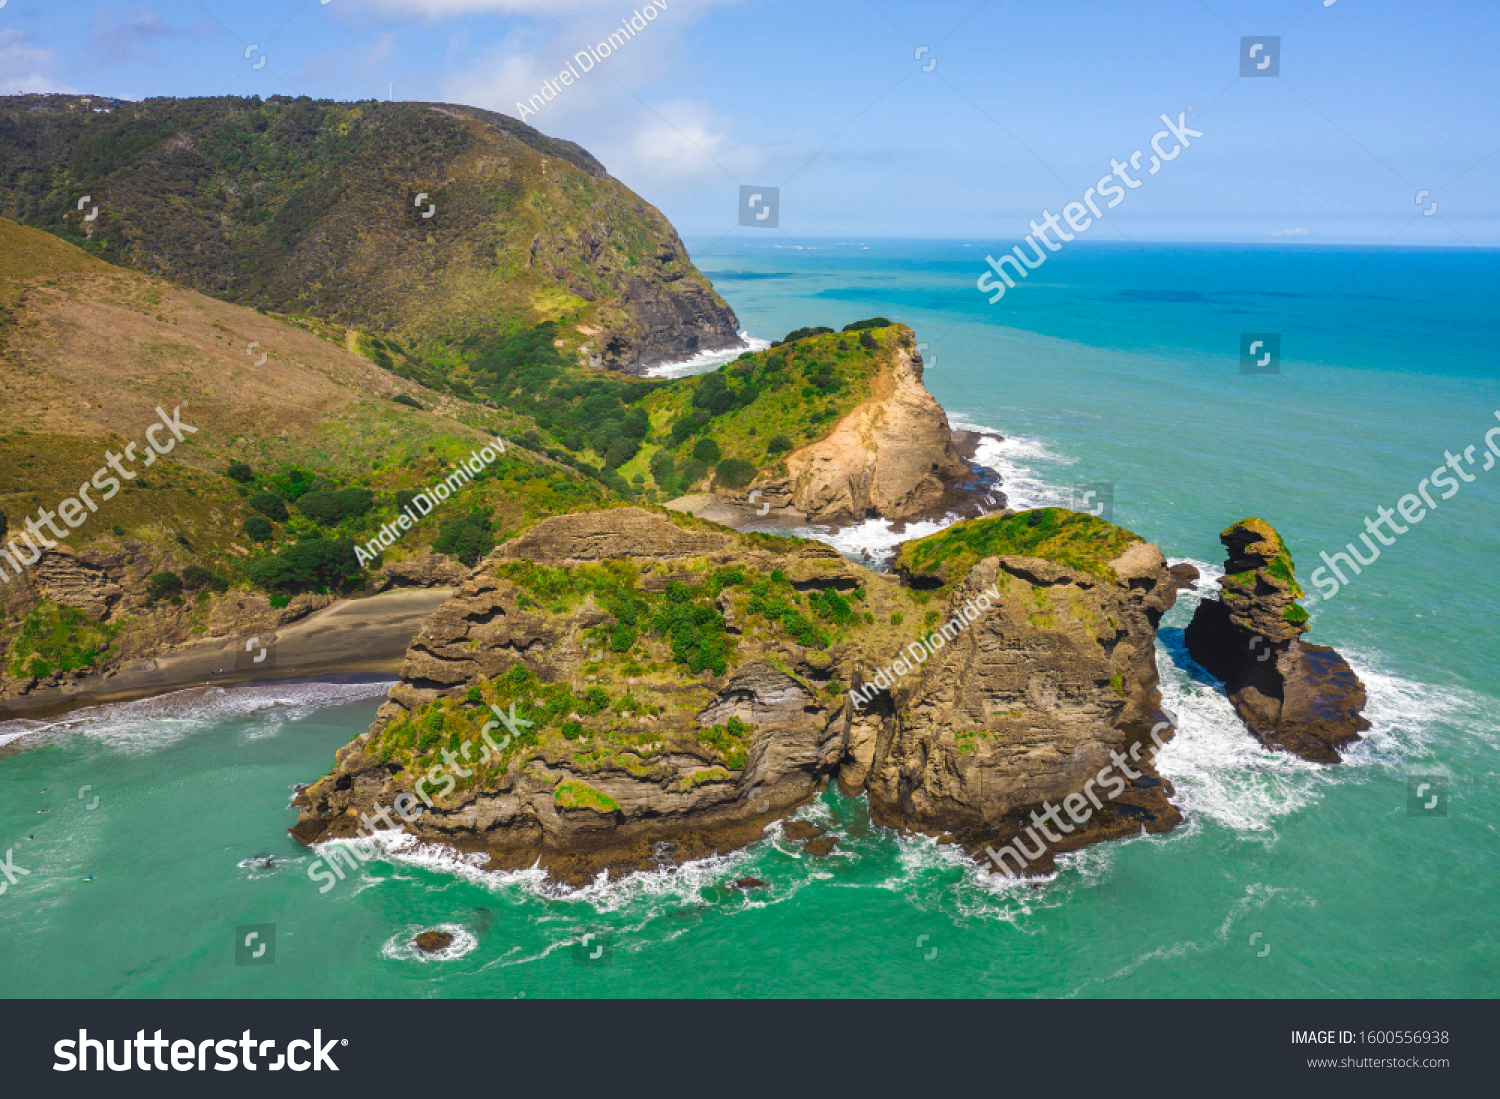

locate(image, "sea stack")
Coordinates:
1183 518 1370 763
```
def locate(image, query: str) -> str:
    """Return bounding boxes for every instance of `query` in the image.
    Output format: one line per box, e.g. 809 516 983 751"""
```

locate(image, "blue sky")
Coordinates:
3 0 1497 244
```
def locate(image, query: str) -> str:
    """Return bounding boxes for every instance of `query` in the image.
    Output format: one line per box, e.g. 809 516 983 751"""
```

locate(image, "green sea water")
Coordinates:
2 240 1497 998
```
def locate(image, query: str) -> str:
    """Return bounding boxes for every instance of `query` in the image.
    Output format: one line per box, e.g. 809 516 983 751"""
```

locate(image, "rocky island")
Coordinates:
291 506 1183 882
1184 518 1370 763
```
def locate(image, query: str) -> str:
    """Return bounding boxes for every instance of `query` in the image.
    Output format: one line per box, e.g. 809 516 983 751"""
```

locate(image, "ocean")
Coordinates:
2 239 1496 998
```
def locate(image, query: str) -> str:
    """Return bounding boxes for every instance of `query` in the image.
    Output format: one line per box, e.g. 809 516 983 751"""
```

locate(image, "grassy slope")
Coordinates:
0 95 732 370
466 322 906 500
896 508 1144 587
0 218 614 612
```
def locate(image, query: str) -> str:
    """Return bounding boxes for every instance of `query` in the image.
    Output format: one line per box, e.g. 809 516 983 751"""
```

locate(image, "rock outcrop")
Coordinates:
744 342 971 524
294 506 1184 883
1183 518 1369 763
870 517 1182 875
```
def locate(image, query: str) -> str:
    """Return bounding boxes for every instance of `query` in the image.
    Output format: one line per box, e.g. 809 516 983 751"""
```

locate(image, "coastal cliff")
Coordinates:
292 507 1181 882
1183 518 1369 763
746 339 971 524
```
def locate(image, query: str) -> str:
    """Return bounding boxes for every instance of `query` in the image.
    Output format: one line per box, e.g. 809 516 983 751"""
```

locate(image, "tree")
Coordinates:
0 510 6 540
433 509 495 566
335 487 374 519
859 330 877 349
249 492 289 522
766 434 794 456
246 538 364 594
715 458 757 489
243 515 273 542
691 437 721 464
621 406 650 441
671 411 708 444
841 317 891 332
182 564 228 593
146 571 184 604
691 371 728 412
605 437 640 469
296 489 343 526
226 461 254 484
777 326 834 344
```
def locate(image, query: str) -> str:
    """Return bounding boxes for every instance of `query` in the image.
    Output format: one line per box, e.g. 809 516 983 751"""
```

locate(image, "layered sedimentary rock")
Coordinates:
747 343 971 524
294 506 1184 882
1183 518 1369 763
870 520 1182 875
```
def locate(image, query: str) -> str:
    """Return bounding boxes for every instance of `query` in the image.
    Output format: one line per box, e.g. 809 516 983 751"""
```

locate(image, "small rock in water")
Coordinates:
803 836 838 857
782 821 826 842
414 930 455 954
1167 562 1200 590
730 878 767 890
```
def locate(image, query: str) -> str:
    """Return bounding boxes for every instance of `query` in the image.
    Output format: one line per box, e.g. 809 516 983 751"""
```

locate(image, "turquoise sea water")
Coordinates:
3 241 1497 998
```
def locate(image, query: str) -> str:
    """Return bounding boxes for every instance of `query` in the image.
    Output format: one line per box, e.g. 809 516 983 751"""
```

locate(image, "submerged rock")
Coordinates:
1184 518 1369 763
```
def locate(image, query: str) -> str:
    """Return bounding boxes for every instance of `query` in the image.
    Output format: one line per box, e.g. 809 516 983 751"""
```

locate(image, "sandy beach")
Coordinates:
0 587 454 722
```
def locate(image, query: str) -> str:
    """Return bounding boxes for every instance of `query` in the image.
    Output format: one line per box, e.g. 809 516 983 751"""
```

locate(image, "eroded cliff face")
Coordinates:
1184 518 1369 763
294 506 1183 882
860 540 1181 872
745 343 971 524
294 509 860 881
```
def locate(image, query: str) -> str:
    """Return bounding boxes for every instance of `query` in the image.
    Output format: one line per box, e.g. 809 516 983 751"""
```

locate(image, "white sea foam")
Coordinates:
956 427 1078 512
319 825 758 915
643 331 770 379
790 514 952 571
0 680 395 753
1150 557 1483 839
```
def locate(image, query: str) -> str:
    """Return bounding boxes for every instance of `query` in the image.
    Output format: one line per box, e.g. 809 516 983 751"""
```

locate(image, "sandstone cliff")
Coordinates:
732 340 971 524
1183 518 1369 763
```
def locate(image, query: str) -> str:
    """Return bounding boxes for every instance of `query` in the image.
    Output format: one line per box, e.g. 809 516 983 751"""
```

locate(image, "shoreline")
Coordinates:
0 587 451 723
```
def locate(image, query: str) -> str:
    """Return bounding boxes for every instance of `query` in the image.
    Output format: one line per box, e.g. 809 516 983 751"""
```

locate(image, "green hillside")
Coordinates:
0 94 739 373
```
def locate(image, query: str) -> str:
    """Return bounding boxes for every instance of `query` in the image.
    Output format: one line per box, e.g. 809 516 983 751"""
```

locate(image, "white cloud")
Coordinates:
87 6 204 68
0 30 76 94
431 0 775 195
1270 227 1310 237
